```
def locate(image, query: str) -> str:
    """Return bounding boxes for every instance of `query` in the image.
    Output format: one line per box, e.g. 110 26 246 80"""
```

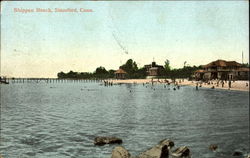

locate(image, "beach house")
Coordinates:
114 68 127 79
144 62 164 76
194 59 249 80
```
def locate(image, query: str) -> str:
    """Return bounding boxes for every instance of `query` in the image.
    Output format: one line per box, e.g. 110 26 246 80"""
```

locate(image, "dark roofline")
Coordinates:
203 59 242 68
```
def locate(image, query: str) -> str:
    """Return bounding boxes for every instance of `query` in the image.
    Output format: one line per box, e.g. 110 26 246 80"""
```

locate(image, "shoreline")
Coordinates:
104 79 250 92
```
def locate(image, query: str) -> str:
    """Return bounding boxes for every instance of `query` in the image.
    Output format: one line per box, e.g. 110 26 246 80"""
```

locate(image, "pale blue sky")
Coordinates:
1 1 249 77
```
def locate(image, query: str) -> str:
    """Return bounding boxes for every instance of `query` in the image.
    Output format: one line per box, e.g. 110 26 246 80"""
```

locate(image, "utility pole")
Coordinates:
242 51 244 64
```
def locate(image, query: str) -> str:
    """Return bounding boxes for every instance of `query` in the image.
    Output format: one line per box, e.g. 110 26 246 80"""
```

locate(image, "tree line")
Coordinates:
57 59 204 79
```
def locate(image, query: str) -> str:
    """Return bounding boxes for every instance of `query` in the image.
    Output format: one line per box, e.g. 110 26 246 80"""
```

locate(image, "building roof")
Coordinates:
144 64 152 67
144 62 163 68
203 60 242 68
114 69 127 74
195 69 206 73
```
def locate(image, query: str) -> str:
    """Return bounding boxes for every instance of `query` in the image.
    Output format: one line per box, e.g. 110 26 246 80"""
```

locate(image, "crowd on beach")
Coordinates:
194 79 248 90
102 78 249 92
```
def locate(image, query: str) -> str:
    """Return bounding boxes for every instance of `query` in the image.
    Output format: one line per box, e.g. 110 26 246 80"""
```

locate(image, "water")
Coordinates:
0 82 249 158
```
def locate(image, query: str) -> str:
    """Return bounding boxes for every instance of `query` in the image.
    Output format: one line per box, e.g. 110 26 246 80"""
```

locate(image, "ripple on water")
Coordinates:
20 137 41 146
41 144 64 153
0 83 249 158
25 152 36 157
67 136 85 143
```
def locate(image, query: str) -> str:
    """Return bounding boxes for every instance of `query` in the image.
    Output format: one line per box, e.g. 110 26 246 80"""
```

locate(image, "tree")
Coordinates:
108 70 116 78
94 66 109 78
120 59 138 76
67 70 78 78
242 63 249 68
135 67 147 78
95 66 108 74
79 72 92 79
164 59 171 72
57 71 66 78
118 59 147 78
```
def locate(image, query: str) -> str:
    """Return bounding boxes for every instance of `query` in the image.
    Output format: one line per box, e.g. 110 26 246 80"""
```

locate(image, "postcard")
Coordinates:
0 1 249 158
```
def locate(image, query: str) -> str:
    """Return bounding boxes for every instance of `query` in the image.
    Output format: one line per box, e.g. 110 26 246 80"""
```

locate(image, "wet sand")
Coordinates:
106 79 249 92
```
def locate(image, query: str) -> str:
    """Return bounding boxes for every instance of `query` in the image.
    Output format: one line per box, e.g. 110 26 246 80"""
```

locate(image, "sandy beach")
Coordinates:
105 78 249 92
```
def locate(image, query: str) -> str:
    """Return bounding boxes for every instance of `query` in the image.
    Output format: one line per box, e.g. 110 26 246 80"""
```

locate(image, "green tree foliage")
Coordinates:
57 71 79 78
57 59 201 79
133 67 147 78
164 59 171 72
93 66 109 78
67 71 78 78
94 66 108 74
57 71 90 79
79 72 93 79
120 59 146 78
108 70 116 78
57 67 116 79
120 59 138 74
57 71 66 78
161 59 202 79
167 65 202 79
242 63 249 68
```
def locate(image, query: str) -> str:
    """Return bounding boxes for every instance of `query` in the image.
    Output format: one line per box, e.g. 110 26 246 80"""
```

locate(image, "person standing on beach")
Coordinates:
229 80 232 89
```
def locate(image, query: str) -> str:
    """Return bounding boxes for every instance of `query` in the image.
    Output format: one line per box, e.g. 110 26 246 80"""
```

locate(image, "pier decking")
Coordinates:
0 78 104 84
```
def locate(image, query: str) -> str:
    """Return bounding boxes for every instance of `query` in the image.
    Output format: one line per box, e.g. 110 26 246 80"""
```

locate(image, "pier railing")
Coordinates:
1 78 107 84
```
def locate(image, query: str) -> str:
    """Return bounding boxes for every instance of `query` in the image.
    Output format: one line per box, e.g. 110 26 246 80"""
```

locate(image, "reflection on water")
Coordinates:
0 83 249 158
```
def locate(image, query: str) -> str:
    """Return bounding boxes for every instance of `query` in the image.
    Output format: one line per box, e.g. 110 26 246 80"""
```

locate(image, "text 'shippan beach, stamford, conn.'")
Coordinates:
0 1 249 158
13 8 93 13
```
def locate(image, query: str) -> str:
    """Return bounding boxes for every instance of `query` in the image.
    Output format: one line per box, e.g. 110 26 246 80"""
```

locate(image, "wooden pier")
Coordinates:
1 78 103 84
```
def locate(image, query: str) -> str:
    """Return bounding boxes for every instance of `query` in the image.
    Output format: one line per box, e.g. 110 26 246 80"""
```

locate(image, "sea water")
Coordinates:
0 82 249 158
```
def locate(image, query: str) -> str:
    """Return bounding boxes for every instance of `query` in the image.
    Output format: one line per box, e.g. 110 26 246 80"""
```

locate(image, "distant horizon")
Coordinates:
1 1 249 78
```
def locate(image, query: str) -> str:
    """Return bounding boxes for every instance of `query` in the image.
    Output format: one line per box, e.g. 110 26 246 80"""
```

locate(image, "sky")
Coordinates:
1 1 249 78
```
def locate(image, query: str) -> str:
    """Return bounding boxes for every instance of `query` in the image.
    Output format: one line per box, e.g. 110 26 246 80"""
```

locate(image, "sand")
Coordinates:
179 79 249 92
105 78 249 92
